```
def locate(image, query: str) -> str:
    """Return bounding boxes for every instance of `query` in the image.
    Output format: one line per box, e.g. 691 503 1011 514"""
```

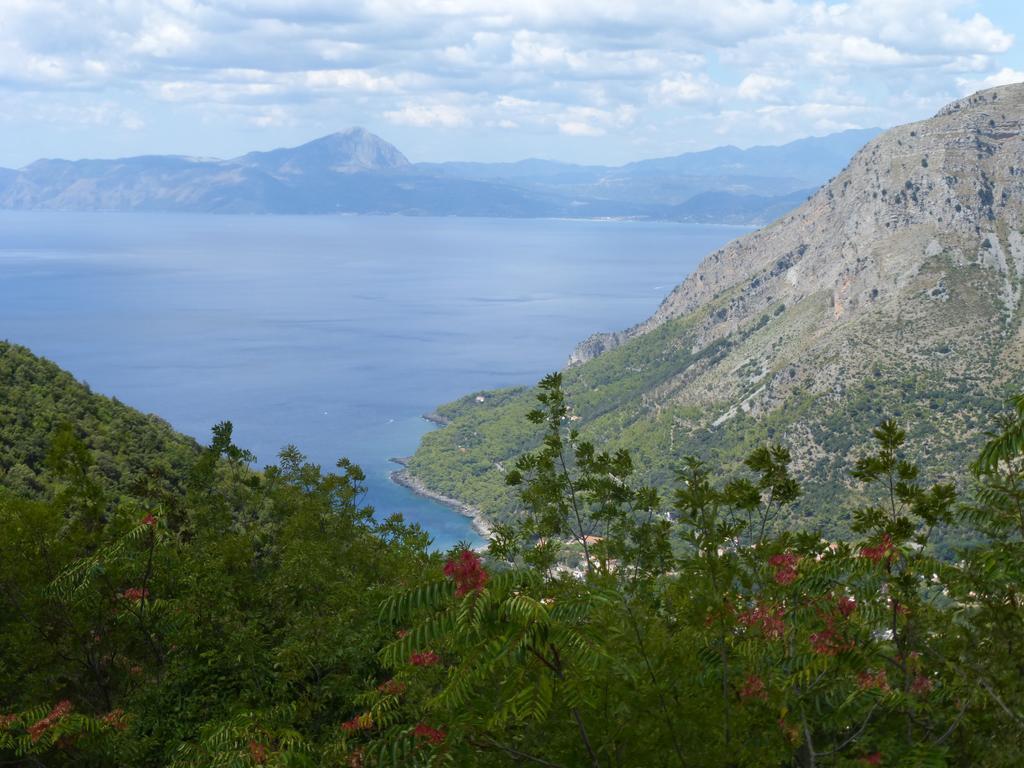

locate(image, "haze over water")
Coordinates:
0 212 743 549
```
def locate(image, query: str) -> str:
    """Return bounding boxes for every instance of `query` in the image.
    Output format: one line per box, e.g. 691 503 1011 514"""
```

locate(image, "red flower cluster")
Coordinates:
101 709 127 731
858 669 890 692
837 595 857 617
738 603 785 639
443 550 489 597
410 651 440 667
809 627 851 656
249 741 267 764
377 679 407 696
120 587 149 602
860 752 883 765
740 675 767 701
768 552 799 585
860 534 895 564
910 674 933 695
341 714 373 733
27 700 72 742
413 723 446 745
141 513 158 527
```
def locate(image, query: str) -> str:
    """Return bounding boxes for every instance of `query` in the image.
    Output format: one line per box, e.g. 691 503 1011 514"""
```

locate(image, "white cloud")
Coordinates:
837 36 908 66
130 21 197 57
957 67 1024 95
558 121 604 136
304 69 405 92
654 73 713 104
737 73 791 101
0 0 1020 164
384 103 468 127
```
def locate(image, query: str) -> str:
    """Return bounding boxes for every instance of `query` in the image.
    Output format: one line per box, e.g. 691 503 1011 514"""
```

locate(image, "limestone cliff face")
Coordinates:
572 83 1024 381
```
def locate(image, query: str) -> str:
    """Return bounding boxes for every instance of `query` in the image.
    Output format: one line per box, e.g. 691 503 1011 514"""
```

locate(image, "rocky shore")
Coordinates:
390 466 493 540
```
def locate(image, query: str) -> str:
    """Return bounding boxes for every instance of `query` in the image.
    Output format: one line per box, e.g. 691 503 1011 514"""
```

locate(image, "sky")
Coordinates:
1 0 1024 167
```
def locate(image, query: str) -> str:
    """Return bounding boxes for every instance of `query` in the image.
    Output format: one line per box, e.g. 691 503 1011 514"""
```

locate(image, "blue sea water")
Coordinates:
0 212 745 549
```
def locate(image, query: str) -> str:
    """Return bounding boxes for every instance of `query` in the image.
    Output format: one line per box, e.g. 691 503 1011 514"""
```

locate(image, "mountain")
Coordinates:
669 188 815 224
0 128 879 221
421 128 880 207
620 128 880 183
235 127 410 175
405 84 1024 538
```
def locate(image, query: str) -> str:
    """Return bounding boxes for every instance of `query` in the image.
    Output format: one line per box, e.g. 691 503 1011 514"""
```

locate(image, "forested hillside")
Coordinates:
0 341 199 501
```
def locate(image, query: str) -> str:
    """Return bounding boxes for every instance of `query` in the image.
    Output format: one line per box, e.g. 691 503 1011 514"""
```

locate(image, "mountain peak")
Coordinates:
238 128 410 176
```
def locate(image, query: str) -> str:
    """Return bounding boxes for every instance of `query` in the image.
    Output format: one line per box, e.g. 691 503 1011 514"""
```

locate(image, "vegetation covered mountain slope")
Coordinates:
407 84 1024 536
0 341 199 501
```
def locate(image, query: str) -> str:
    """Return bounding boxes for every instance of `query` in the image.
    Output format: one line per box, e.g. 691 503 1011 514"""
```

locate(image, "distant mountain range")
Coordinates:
0 127 880 223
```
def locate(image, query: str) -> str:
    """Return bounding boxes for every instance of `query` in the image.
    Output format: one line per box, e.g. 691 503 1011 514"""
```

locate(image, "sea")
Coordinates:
0 211 745 549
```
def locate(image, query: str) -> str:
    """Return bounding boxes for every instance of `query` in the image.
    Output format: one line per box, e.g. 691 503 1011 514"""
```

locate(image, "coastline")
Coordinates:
422 411 450 426
390 466 494 541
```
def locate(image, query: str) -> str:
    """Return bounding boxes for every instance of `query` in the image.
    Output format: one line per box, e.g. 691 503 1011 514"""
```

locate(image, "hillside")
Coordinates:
0 341 199 500
0 128 877 221
406 84 1024 537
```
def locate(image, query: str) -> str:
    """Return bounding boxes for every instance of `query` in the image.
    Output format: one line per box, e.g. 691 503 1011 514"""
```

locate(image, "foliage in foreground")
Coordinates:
1 373 1023 766
347 375 1024 768
0 421 434 767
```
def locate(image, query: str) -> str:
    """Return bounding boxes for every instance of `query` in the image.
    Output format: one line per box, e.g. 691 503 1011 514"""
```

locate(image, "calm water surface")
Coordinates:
0 212 745 549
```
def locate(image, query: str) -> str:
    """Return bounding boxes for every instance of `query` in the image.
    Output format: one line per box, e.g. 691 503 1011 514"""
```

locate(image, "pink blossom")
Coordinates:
249 741 267 764
27 700 72 742
738 603 785 639
837 595 856 617
413 723 446 745
768 552 799 585
858 670 890 692
443 550 489 596
860 534 895 564
410 650 440 667
341 714 373 733
910 675 933 695
740 675 767 701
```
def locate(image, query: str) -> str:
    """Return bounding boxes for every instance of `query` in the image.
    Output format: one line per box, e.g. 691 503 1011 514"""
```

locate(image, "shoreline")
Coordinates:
389 466 494 541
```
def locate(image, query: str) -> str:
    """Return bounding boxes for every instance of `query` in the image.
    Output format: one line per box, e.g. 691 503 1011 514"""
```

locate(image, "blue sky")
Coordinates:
1 0 1023 167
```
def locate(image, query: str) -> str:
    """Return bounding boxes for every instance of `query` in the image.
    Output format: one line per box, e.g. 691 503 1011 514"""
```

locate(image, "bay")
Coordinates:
0 211 745 549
